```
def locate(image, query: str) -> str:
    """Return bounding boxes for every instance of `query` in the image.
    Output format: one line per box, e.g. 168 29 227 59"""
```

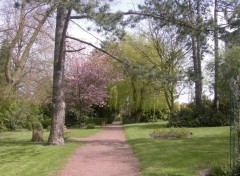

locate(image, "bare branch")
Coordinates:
64 47 85 53
66 36 127 65
0 28 14 33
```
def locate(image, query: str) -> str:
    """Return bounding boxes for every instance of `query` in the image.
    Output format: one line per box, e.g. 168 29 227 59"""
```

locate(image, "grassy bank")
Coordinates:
124 121 230 176
0 128 100 176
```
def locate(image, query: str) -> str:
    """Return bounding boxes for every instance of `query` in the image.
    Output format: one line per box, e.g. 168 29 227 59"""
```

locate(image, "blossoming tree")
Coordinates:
65 51 119 117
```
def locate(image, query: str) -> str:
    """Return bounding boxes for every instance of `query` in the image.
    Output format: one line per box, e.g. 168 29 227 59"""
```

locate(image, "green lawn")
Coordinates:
124 121 230 176
0 128 101 176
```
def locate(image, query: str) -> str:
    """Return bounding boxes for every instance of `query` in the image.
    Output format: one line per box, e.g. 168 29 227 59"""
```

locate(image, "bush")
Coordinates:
208 165 231 176
114 114 122 121
86 123 95 129
199 160 233 176
168 100 229 127
150 128 192 139
86 117 107 125
0 124 8 132
41 117 51 129
65 110 84 127
107 114 115 124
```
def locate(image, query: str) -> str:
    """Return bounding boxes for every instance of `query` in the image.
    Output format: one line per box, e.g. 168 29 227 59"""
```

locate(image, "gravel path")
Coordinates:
59 123 141 176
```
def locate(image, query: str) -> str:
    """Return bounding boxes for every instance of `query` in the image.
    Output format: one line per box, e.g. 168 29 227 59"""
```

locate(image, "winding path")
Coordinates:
59 123 141 176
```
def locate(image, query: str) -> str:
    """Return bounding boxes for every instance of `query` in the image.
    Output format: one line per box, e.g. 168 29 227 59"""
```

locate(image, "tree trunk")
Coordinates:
213 0 219 111
48 7 71 145
189 0 202 107
195 0 203 108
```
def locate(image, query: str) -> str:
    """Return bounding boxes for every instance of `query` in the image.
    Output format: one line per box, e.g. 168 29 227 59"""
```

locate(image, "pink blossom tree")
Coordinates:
65 51 118 115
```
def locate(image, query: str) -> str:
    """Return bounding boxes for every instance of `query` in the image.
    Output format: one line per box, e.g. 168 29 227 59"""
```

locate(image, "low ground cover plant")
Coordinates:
150 128 192 139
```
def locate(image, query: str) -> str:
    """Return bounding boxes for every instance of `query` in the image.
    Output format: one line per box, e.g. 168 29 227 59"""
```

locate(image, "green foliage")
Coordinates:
86 123 95 129
0 97 46 131
92 105 115 124
39 104 52 129
168 98 229 127
32 121 43 131
65 110 84 127
208 165 231 176
107 35 168 116
114 114 122 121
198 159 233 176
150 128 192 139
86 117 107 125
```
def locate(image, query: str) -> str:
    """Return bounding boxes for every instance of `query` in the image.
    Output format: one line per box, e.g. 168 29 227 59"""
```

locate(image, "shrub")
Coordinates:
107 114 115 124
168 99 229 127
150 128 192 139
32 121 43 131
198 158 234 176
86 123 95 129
0 124 8 132
86 117 107 125
114 114 122 121
65 110 84 127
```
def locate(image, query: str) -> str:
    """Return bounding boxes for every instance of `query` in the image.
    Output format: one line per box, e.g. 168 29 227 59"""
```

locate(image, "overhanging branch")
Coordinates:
64 47 85 53
66 36 127 65
70 15 91 20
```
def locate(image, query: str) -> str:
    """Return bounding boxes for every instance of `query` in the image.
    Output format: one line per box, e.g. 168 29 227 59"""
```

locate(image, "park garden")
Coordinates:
0 0 240 175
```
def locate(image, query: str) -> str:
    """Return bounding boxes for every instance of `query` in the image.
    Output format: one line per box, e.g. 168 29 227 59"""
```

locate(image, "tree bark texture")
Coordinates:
195 0 203 107
189 0 202 107
48 6 71 145
213 0 219 111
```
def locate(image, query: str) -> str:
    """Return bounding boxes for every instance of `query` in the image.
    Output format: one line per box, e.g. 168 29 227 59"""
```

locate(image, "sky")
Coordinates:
68 0 143 47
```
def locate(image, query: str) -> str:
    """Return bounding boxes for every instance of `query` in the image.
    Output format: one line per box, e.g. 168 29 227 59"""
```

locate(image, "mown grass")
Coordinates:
124 121 230 176
0 128 101 176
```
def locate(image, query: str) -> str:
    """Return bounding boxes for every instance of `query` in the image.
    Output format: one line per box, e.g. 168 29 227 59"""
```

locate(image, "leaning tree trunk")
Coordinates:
48 6 71 145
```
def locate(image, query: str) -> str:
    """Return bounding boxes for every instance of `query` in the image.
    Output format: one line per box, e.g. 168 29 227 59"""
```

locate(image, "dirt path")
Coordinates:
59 123 141 176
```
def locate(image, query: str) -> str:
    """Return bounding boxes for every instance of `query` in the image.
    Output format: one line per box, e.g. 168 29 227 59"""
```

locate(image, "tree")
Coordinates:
48 4 70 145
0 0 56 96
65 51 118 115
107 34 173 122
48 0 125 145
146 26 185 113
127 0 212 107
213 0 220 110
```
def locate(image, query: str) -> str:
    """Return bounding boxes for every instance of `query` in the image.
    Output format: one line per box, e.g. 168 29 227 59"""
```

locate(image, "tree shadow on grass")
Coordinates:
0 138 47 146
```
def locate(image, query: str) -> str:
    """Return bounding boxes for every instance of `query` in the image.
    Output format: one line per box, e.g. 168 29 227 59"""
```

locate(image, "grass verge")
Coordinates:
0 128 100 176
124 121 230 176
